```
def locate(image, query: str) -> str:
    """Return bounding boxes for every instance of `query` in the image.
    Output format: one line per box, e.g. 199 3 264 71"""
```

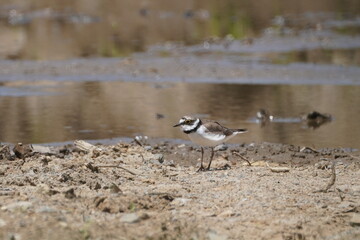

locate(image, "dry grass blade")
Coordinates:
96 165 138 175
265 162 290 173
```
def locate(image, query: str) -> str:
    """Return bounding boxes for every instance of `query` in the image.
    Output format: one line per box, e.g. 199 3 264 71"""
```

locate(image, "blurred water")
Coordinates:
0 81 359 149
0 0 359 59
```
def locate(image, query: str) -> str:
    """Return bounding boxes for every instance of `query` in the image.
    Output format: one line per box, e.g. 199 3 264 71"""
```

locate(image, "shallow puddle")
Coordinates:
0 81 359 149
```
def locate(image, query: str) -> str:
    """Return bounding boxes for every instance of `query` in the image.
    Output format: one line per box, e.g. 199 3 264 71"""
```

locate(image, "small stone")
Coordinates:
349 213 360 226
154 154 164 163
120 213 139 223
163 160 176 167
214 144 227 151
120 213 149 223
144 146 152 151
94 182 102 190
171 198 192 207
207 231 228 240
212 158 231 170
64 188 76 199
0 218 6 227
109 183 122 194
86 162 99 173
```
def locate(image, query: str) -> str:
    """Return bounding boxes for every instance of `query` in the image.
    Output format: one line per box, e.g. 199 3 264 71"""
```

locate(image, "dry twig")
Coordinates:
336 188 345 201
74 140 102 153
232 151 252 166
314 161 336 193
96 165 138 175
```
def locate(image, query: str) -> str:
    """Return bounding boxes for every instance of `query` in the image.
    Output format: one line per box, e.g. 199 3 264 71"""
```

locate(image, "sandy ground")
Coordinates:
0 140 359 240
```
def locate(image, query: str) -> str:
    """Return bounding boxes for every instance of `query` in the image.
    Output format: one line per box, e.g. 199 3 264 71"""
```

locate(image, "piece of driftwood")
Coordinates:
266 162 290 173
74 140 103 155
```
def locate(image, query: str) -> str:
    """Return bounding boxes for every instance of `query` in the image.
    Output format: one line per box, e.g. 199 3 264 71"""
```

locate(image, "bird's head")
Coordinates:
173 116 200 132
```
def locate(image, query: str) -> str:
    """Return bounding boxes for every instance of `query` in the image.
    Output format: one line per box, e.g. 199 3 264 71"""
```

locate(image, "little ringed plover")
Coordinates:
174 116 247 171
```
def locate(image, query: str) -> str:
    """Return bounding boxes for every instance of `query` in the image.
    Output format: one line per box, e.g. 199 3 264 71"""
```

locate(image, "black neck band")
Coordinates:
183 120 201 134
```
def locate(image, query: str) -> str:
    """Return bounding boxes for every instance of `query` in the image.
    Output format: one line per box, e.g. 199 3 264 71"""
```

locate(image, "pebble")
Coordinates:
0 219 6 227
144 146 152 151
207 231 228 240
121 213 139 223
153 154 164 163
349 213 360 226
64 188 76 199
120 213 149 223
170 198 192 206
214 144 227 151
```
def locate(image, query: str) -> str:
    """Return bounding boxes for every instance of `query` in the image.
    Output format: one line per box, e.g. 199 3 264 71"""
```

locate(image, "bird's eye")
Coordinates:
185 119 192 124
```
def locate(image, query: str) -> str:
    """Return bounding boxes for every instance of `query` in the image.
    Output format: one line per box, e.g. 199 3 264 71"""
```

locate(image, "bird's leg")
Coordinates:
206 147 215 170
197 147 205 172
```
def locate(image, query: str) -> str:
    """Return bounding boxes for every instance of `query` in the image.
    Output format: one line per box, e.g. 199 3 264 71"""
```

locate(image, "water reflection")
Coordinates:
253 109 333 129
0 81 359 149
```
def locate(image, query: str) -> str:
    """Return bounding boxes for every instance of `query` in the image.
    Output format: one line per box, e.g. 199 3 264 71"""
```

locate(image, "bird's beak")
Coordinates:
173 123 181 127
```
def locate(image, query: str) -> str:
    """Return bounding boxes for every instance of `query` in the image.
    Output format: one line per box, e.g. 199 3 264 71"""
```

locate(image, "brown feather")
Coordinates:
202 121 234 136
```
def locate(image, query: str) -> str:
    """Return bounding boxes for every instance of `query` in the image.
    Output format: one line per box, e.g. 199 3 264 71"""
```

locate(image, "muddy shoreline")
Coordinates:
1 140 359 239
1 53 360 85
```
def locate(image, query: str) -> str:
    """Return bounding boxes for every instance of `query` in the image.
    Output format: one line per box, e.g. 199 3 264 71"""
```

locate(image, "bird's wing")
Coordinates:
202 121 233 136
